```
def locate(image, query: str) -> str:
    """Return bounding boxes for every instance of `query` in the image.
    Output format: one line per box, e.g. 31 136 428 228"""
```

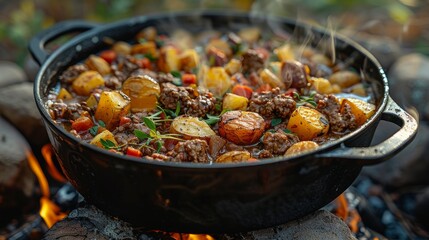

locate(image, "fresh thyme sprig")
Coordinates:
294 91 317 107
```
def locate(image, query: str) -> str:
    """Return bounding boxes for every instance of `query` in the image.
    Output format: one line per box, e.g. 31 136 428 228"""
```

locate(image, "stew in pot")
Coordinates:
45 26 376 163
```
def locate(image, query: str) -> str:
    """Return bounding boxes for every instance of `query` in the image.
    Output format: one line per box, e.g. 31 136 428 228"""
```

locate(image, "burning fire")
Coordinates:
170 233 215 240
26 145 67 228
335 193 362 234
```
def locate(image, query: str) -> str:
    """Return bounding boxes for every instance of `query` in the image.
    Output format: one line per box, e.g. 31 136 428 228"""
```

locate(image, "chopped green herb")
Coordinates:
100 139 116 149
144 53 157 62
175 102 181 117
155 38 164 47
156 141 162 152
138 38 148 44
143 117 156 131
172 77 182 86
271 118 282 127
215 102 222 112
98 120 106 127
294 92 317 107
89 126 99 136
134 129 151 141
170 70 182 78
283 129 293 134
204 114 221 125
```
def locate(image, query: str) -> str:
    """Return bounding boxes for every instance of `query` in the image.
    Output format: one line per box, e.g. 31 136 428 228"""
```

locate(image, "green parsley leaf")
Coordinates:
98 120 106 128
170 70 182 79
156 141 162 152
100 139 116 149
172 78 182 86
89 126 99 136
144 53 157 62
134 129 151 141
204 114 221 125
271 118 282 127
143 117 156 131
283 129 293 134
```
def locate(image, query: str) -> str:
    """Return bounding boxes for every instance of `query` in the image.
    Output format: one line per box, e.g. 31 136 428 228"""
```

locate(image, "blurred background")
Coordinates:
1 0 429 239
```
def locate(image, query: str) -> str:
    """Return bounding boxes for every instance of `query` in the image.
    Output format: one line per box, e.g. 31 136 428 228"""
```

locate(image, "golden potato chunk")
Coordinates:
94 91 131 130
131 41 158 57
90 130 118 149
284 141 319 156
274 44 295 62
310 77 340 94
112 41 131 55
223 93 248 111
72 70 105 96
57 88 72 101
171 116 216 139
201 66 232 97
287 106 329 140
238 27 261 43
225 59 241 76
329 70 361 88
219 111 266 145
158 46 180 73
215 151 251 163
206 39 232 57
341 98 376 125
179 49 199 72
122 75 160 112
85 55 111 75
86 93 98 109
260 68 285 89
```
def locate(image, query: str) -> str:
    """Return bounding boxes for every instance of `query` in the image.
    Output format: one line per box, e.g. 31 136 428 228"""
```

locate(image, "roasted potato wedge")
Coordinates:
219 110 266 145
201 66 232 97
94 91 131 130
274 44 295 62
284 141 319 156
57 88 72 101
287 106 329 140
122 75 160 112
90 130 118 149
310 77 340 94
171 116 216 139
215 150 251 163
260 68 285 89
341 98 376 125
85 55 111 75
225 59 241 76
179 49 199 72
72 70 105 96
329 70 361 88
222 93 248 111
158 46 180 73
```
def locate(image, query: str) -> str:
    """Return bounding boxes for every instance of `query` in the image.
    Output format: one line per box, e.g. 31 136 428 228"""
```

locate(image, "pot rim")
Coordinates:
33 10 389 170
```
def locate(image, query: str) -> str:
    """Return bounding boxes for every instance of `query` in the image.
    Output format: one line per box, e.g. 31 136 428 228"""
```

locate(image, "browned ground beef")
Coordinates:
111 55 139 82
316 94 349 132
168 139 209 163
59 64 88 83
262 130 299 155
241 49 265 73
159 83 216 117
248 88 295 119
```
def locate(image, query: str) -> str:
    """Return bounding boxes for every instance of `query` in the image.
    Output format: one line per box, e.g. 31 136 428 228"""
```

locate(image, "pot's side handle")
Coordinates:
29 20 99 65
316 96 418 165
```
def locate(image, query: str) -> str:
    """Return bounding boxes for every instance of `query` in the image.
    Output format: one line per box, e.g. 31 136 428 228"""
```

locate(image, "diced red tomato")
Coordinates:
71 116 93 132
256 83 272 93
285 88 298 98
232 84 253 99
182 73 197 85
136 58 152 69
119 116 131 126
126 147 142 157
99 50 117 64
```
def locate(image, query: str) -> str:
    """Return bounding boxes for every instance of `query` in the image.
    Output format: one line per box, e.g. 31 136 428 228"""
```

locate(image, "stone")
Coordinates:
43 205 134 240
388 53 429 121
362 122 429 188
0 116 36 226
0 61 27 88
0 82 49 148
217 210 356 240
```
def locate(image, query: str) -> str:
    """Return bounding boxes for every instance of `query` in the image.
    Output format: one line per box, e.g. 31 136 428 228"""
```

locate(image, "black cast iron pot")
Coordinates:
30 11 418 233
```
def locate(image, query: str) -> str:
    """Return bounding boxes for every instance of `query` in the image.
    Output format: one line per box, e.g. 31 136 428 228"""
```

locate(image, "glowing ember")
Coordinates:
335 193 361 234
26 147 66 228
170 233 215 240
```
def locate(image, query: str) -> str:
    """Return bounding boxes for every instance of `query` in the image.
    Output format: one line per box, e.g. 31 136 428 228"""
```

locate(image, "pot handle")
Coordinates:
29 20 99 65
316 96 418 165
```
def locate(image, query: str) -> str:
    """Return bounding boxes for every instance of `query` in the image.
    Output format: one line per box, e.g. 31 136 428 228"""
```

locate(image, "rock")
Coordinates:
362 122 429 188
388 53 429 121
44 205 134 240
0 117 36 226
217 210 356 240
0 61 27 88
0 82 49 148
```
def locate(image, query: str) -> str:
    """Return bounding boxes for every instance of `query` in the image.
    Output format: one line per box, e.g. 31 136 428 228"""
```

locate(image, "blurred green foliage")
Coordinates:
0 0 424 66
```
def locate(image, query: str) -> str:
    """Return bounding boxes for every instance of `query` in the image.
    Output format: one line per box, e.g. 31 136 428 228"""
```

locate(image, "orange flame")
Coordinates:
41 144 67 183
170 233 215 240
26 148 66 228
335 193 360 233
